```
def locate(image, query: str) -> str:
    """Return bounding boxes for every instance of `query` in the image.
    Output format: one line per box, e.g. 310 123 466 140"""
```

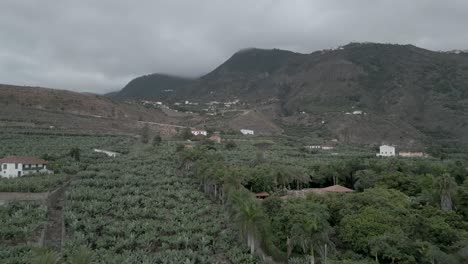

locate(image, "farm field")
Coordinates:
64 143 257 263
0 132 131 193
0 131 257 263
0 201 47 263
1 129 468 263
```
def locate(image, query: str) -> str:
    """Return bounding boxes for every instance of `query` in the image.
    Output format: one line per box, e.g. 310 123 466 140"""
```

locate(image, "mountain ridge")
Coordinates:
109 42 468 151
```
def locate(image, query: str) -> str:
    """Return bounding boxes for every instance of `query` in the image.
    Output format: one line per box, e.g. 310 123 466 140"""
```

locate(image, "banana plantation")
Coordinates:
1 130 468 263
0 132 258 263
63 143 258 263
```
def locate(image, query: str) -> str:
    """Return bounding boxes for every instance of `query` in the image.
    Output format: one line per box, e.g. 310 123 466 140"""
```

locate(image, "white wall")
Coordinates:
240 129 254 135
1 163 21 178
377 145 395 157
1 163 51 178
94 149 119 157
191 130 207 136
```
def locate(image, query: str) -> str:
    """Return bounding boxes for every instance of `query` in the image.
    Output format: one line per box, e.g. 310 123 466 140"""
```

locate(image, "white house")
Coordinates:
305 145 321 149
376 145 396 157
352 110 363 115
0 156 53 178
240 129 254 135
94 149 120 158
191 129 207 136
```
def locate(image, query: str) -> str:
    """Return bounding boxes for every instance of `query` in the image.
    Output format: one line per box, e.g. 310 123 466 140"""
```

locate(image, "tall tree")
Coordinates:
69 147 80 161
228 190 265 255
283 200 331 264
152 134 162 147
181 127 192 140
455 180 468 220
436 173 457 211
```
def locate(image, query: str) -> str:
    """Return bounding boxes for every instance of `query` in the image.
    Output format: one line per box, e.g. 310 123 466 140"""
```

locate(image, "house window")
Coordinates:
15 163 18 169
2 164 6 170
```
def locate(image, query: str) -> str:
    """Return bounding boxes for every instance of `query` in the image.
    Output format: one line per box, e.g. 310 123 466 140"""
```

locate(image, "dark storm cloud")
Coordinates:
1 0 468 93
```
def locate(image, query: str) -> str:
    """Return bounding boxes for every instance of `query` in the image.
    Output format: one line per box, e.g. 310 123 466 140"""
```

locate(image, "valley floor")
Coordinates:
0 133 257 263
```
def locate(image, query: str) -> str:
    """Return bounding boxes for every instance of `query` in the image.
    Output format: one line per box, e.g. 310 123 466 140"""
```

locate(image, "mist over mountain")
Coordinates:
110 43 468 150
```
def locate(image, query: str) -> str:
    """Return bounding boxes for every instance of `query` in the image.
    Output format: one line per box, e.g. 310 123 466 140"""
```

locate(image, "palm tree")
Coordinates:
286 201 331 264
179 149 201 173
436 173 457 211
229 190 264 255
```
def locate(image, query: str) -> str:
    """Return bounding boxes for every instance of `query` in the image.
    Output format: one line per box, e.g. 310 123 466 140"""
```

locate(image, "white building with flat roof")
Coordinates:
240 129 254 135
191 129 207 136
377 145 396 157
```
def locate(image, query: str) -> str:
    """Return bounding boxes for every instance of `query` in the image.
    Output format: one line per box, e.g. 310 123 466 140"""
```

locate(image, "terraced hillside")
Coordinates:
112 43 468 152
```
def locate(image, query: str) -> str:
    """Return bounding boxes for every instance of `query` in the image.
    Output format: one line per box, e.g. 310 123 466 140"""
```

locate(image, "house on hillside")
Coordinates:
240 129 254 135
0 156 53 178
209 134 222 144
304 145 335 150
191 129 207 136
305 145 321 149
94 149 120 158
376 145 396 157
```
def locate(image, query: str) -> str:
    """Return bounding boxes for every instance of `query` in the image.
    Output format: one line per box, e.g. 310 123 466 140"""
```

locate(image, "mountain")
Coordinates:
203 48 301 79
0 84 174 134
111 73 193 101
111 43 468 151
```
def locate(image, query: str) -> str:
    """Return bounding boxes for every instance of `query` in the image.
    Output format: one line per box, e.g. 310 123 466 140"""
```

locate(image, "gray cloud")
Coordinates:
1 0 467 93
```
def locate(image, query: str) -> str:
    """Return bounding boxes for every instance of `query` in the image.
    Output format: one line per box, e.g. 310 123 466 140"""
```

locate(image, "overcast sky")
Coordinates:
1 0 468 93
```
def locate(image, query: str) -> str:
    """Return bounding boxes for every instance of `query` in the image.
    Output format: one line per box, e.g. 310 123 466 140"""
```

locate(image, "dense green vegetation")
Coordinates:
0 132 130 158
179 138 468 263
0 201 46 243
0 173 69 192
1 129 467 263
0 201 47 263
0 132 132 192
63 143 258 263
0 131 259 263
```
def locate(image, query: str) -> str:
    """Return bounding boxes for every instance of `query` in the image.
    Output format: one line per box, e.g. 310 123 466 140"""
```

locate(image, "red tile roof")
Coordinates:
255 192 270 198
318 185 354 193
285 185 354 198
0 156 48 164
